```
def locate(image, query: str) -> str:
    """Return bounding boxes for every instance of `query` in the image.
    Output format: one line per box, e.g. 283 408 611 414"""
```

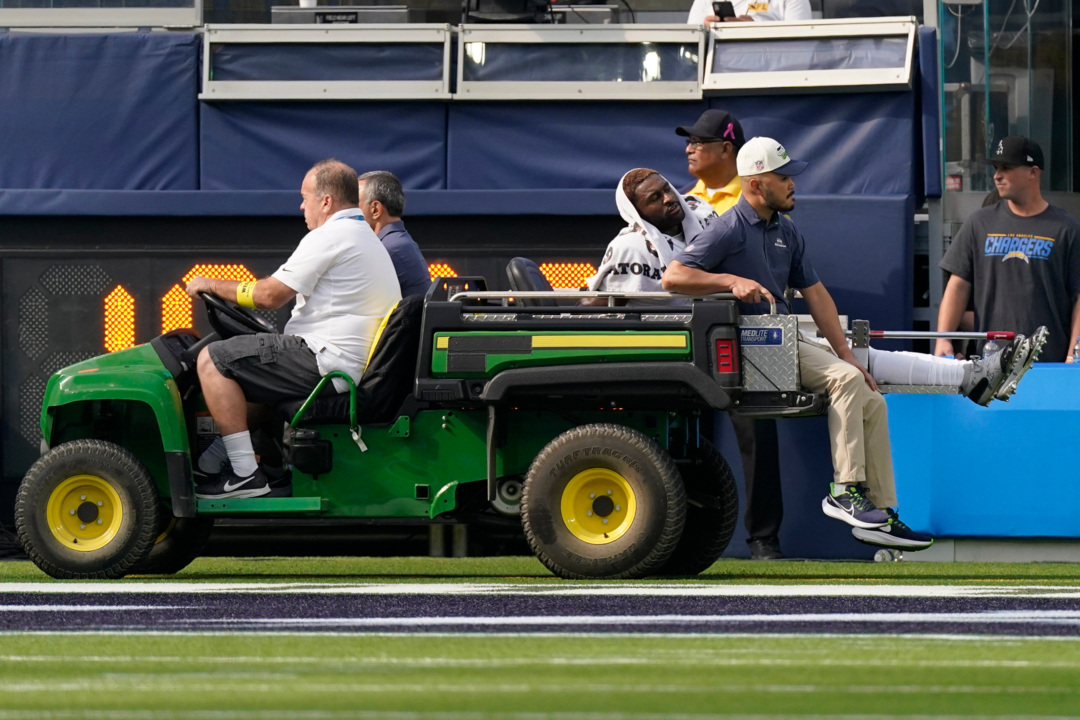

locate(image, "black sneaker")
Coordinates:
192 469 219 488
852 509 933 550
264 465 293 498
194 467 270 499
821 483 889 529
748 536 784 560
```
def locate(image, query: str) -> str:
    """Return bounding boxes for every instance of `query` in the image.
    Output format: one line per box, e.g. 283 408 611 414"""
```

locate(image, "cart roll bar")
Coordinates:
447 290 778 315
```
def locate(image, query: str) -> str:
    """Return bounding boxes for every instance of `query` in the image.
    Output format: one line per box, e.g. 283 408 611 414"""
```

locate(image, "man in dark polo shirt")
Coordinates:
936 136 1080 363
662 136 933 550
358 171 432 298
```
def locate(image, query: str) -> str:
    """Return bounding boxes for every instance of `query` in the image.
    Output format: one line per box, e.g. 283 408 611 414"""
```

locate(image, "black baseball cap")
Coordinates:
989 136 1044 169
676 109 745 148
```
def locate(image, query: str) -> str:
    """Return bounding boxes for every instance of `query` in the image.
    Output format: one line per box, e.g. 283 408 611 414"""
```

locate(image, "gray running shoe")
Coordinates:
821 483 889 529
852 509 933 550
962 335 1023 406
994 326 1048 401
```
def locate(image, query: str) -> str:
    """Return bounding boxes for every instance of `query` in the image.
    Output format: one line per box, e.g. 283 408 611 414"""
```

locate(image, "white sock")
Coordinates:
197 436 229 474
868 348 966 387
222 431 258 478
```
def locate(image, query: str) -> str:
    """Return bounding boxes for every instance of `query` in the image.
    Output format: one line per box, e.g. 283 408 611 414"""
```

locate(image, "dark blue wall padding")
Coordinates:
0 32 200 190
793 194 914 332
446 94 915 197
705 93 917 196
918 26 943 199
446 101 709 191
200 102 447 191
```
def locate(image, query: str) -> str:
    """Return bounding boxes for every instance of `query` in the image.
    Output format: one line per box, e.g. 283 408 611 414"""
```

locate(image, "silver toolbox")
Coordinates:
740 315 801 392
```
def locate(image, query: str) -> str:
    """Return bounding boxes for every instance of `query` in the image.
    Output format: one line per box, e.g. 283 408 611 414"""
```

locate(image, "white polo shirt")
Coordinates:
273 207 402 388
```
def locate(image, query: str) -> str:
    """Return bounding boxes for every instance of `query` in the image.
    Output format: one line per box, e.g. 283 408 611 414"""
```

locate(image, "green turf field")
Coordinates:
1 632 1079 718
3 558 1080 719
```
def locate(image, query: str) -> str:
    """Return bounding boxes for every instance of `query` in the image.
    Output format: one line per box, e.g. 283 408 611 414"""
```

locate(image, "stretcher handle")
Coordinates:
847 330 1016 341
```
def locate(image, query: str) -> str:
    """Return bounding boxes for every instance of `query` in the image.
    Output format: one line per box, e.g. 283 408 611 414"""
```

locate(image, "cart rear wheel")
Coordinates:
522 423 685 579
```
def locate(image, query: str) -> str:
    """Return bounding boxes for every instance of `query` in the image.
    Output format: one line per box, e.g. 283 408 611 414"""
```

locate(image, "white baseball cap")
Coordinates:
736 136 809 177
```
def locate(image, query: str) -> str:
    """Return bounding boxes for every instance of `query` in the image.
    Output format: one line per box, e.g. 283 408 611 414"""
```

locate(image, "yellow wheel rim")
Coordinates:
560 468 637 545
45 475 123 552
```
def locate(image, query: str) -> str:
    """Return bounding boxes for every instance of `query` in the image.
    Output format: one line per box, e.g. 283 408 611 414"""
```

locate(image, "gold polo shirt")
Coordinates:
689 175 742 216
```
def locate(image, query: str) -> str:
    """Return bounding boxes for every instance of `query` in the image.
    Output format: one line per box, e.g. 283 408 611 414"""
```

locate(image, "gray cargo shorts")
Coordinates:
206 333 324 404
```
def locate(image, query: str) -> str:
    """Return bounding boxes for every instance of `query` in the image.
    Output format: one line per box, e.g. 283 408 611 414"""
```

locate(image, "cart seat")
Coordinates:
276 294 424 425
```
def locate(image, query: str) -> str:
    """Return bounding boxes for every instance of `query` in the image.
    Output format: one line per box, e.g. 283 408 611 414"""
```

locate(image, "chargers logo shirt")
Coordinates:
941 201 1080 362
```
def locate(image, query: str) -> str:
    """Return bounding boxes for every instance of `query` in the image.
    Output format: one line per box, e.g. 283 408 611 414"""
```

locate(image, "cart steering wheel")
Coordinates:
199 291 278 338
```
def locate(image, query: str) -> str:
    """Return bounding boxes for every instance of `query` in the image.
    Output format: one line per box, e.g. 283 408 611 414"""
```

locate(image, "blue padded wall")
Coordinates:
446 101 708 191
705 93 917 196
445 94 916 197
200 102 448 191
0 32 200 190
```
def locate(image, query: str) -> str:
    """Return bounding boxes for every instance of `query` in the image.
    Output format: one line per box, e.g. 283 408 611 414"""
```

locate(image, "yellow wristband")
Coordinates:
236 281 257 309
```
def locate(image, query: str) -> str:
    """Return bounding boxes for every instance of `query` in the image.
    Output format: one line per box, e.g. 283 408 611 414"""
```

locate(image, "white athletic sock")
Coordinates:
197 436 229 474
867 348 966 387
222 431 258 478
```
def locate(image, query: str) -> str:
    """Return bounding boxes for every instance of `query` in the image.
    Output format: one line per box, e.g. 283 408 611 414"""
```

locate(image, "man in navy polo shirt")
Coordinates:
662 137 930 548
358 171 432 298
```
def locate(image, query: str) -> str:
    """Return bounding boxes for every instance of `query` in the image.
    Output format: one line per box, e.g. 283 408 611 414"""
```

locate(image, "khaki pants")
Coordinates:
798 339 897 508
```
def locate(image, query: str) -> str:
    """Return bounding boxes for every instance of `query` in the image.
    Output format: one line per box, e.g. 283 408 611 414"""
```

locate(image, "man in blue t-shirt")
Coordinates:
358 171 432 298
662 137 931 549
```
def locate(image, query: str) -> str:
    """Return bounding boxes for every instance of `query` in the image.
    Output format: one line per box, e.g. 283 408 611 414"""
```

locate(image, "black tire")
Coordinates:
521 423 686 579
129 515 214 575
15 439 161 580
656 438 739 576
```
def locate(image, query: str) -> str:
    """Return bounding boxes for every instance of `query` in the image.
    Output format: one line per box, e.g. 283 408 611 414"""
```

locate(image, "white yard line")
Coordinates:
5 654 1080 669
2 582 1080 598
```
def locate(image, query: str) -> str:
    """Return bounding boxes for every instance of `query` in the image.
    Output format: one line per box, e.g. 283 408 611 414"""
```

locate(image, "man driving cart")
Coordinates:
185 158 401 499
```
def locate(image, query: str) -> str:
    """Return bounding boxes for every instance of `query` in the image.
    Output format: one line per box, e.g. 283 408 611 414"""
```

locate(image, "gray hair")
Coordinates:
359 170 406 217
311 158 359 206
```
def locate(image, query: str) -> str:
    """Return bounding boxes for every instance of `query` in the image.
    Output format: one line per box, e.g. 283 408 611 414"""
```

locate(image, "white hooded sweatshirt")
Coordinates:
586 171 717 297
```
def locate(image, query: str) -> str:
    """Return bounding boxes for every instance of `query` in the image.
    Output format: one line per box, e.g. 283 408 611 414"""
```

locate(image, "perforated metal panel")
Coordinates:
18 375 47 446
18 288 48 360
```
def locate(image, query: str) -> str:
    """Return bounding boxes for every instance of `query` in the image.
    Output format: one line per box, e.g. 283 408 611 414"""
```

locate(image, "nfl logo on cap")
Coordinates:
736 136 810 177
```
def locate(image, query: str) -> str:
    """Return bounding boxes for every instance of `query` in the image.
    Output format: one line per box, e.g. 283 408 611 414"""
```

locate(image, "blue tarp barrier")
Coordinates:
0 32 199 190
889 364 1080 537
200 102 448 191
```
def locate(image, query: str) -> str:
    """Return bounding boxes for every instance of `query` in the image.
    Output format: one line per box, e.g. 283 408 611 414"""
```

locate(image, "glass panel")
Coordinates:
461 42 699 83
210 43 444 82
940 0 1072 193
711 37 908 74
